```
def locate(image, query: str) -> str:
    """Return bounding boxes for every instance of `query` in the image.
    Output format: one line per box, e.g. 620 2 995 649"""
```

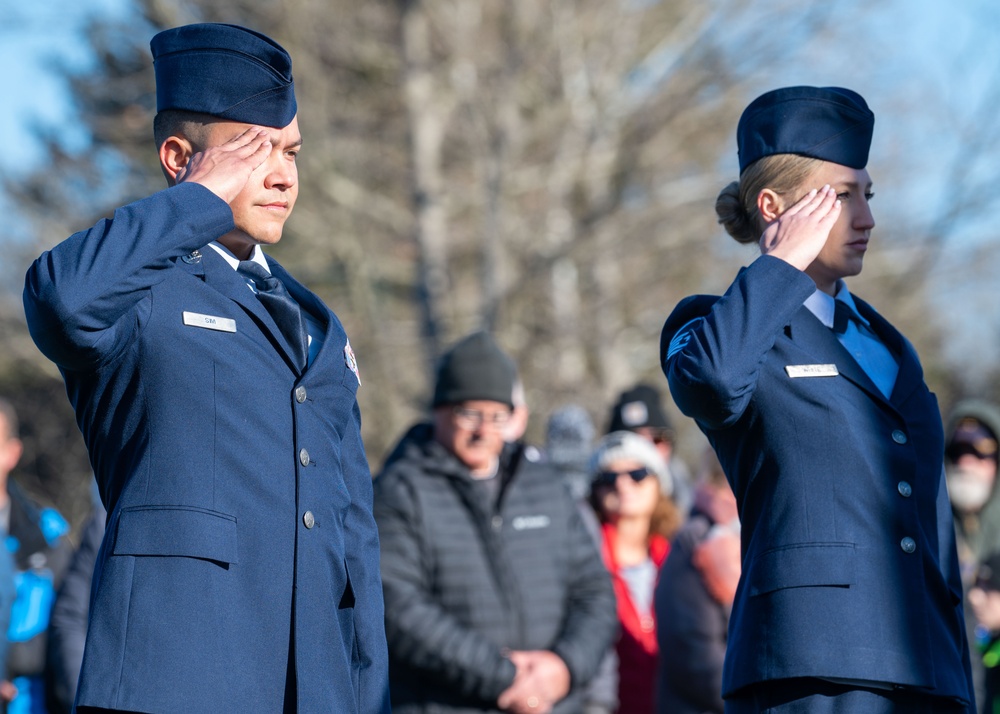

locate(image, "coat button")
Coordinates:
303 511 315 529
891 430 908 445
897 481 912 498
295 386 308 403
180 250 202 264
900 537 916 554
492 515 503 532
299 448 310 467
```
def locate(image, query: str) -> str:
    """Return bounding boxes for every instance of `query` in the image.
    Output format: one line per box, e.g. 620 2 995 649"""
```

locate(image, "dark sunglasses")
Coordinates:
594 467 652 487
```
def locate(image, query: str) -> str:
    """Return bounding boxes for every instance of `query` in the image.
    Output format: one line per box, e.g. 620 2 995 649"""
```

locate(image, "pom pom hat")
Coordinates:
589 430 672 497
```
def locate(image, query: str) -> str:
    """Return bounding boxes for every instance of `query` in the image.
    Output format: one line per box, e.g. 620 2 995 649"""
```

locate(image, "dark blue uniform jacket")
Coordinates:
661 256 973 708
23 183 390 713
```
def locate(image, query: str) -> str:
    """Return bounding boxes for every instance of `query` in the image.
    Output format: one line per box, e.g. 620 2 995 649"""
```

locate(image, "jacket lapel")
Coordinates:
267 259 335 371
198 248 304 375
852 297 922 407
785 305 892 407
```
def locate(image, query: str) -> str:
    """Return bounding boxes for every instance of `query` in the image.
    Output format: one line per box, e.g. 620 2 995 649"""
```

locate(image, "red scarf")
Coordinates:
600 522 670 713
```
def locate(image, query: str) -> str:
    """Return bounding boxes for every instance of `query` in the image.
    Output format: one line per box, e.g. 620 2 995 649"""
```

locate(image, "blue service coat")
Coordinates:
660 255 973 708
23 183 390 713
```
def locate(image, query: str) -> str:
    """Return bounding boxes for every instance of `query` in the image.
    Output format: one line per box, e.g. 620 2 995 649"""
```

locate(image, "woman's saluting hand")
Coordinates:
758 184 841 271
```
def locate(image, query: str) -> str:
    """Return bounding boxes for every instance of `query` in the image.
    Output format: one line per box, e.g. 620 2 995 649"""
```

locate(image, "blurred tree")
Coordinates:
6 0 998 504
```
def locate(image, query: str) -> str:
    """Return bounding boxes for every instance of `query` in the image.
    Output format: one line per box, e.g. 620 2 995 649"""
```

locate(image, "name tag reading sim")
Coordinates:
182 311 237 333
785 363 839 378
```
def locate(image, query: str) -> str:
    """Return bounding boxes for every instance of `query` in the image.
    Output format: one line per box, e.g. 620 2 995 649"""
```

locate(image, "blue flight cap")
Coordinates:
151 23 297 128
737 86 874 173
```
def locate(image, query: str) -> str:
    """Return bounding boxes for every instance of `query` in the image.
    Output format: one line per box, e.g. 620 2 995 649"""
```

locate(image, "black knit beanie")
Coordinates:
433 331 516 407
607 383 672 433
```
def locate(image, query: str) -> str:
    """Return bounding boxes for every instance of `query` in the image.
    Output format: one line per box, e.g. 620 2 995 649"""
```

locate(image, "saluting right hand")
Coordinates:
176 126 272 204
759 185 841 271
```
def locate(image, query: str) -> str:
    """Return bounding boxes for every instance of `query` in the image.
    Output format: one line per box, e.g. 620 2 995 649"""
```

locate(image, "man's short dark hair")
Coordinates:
152 109 216 151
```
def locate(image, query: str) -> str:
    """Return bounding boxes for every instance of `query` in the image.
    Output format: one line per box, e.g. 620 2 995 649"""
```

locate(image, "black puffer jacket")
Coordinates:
374 424 617 714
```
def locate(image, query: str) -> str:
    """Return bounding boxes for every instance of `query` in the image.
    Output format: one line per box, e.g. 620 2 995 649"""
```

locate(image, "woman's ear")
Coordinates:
158 136 195 184
757 188 785 223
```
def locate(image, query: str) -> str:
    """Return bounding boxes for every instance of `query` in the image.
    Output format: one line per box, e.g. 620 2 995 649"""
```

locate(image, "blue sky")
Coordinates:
1 0 131 175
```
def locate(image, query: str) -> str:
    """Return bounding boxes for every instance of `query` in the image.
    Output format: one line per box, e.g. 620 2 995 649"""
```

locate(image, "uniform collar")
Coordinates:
207 242 270 274
802 280 870 329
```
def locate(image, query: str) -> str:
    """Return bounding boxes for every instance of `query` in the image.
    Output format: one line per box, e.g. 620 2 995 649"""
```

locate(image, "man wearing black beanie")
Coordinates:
374 331 616 714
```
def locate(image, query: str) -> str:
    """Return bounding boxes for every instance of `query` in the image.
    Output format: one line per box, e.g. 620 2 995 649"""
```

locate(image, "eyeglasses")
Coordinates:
594 467 652 487
452 407 512 431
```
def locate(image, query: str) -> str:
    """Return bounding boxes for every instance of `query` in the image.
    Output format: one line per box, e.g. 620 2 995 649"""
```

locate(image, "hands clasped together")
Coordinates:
497 650 571 714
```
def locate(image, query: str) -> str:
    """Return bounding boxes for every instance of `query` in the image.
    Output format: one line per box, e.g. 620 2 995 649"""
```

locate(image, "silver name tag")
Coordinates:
785 364 839 378
183 311 237 333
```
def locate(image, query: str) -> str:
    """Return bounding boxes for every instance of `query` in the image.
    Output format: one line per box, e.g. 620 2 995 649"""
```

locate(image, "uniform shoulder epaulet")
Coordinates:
659 294 719 370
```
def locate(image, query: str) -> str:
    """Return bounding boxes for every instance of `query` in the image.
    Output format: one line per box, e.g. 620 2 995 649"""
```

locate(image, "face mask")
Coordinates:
947 466 994 513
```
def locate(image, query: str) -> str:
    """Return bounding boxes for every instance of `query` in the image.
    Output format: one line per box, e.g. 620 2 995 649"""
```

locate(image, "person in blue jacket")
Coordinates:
0 399 51 714
22 23 389 714
660 86 974 712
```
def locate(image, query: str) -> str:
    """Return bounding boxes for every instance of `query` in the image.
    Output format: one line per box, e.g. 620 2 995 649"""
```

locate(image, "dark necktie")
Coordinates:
832 300 858 335
237 260 309 369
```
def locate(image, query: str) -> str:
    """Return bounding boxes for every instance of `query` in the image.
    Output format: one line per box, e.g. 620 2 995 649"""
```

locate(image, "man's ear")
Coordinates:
757 188 785 223
159 136 195 185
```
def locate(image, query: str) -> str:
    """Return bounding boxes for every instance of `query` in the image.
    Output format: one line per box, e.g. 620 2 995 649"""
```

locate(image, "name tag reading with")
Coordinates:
183 311 237 333
785 363 839 378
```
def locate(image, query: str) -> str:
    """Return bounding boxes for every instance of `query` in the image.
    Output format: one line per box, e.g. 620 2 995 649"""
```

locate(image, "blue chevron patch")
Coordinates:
666 318 703 361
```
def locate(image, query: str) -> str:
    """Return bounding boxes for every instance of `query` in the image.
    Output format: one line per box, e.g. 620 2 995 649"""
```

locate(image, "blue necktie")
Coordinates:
237 261 309 369
832 300 858 335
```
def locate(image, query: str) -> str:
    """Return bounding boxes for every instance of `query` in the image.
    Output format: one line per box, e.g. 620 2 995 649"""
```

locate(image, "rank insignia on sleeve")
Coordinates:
666 318 702 361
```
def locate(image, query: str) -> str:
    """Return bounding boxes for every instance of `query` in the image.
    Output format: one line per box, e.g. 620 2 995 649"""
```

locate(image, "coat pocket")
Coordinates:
749 542 855 596
112 505 238 565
